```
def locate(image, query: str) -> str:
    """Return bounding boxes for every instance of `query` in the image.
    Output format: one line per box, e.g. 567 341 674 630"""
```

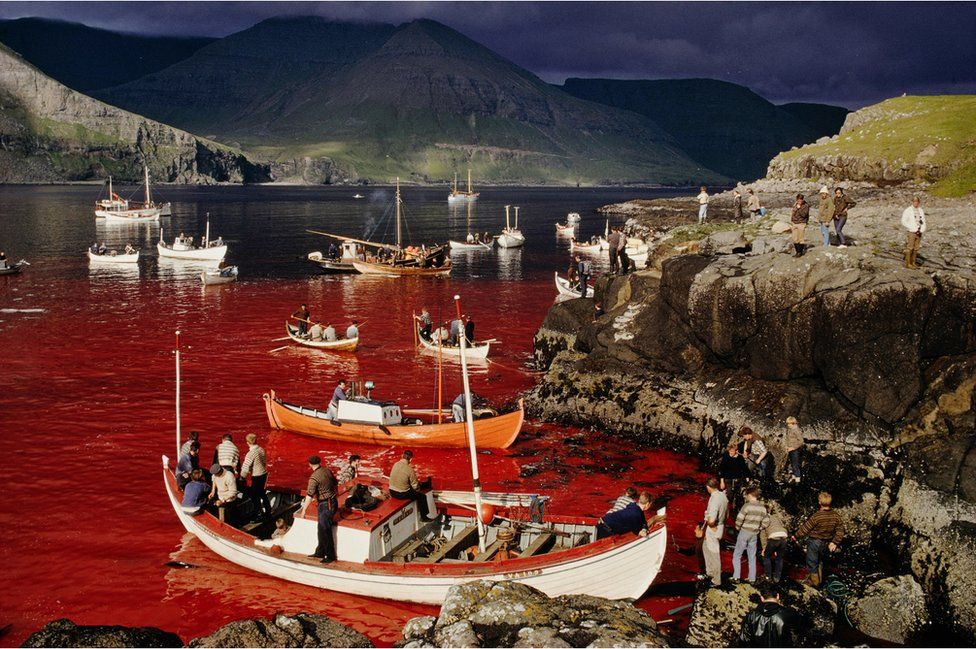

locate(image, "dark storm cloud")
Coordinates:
0 1 973 106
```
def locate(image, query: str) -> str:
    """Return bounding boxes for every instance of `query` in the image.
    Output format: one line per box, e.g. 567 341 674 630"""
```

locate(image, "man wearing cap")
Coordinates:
241 433 270 516
785 417 805 483
901 196 926 269
209 464 238 506
302 456 338 563
816 187 834 247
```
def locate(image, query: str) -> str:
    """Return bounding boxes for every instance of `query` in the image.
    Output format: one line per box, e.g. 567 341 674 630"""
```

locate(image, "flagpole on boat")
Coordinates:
455 294 486 552
175 330 182 457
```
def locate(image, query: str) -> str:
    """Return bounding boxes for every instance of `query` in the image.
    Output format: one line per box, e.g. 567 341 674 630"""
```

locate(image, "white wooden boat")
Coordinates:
307 240 365 274
496 205 525 249
88 248 139 264
0 259 27 275
417 329 491 361
449 240 492 251
570 239 602 253
201 266 238 285
285 322 359 351
555 271 593 298
447 169 479 203
94 169 163 222
158 218 227 261
555 223 576 235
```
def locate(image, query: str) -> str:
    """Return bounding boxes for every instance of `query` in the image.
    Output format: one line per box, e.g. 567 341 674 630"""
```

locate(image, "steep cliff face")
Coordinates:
767 95 976 196
0 44 269 183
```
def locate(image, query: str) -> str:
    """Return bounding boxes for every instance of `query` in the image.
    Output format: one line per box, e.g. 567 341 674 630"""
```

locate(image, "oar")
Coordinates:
269 345 290 353
271 336 291 342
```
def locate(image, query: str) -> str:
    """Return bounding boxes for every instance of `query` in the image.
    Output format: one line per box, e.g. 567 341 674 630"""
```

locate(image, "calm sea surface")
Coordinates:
0 185 711 646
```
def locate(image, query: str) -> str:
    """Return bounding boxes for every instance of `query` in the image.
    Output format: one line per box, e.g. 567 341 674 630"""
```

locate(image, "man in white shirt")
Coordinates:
324 323 338 341
697 186 709 224
901 196 926 269
701 477 728 587
346 320 360 340
241 433 269 515
215 434 239 474
309 320 324 341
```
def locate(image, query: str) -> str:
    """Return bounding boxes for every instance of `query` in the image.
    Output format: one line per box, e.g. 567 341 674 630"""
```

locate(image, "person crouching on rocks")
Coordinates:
790 194 810 257
902 196 926 269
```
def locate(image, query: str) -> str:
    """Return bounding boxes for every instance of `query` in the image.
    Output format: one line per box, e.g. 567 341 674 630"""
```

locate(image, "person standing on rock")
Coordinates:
790 194 810 257
576 255 592 298
784 417 804 483
699 477 728 587
739 581 796 646
741 427 773 483
792 491 845 587
719 442 749 515
607 226 621 274
760 512 789 582
746 188 764 221
733 189 744 221
901 196 926 268
816 186 834 246
832 187 856 248
617 232 630 275
732 487 770 583
697 186 710 224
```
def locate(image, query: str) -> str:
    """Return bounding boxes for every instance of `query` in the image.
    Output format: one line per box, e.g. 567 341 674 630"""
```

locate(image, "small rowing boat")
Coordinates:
284 323 359 351
201 266 238 285
555 223 576 235
264 390 522 448
417 329 491 361
87 248 139 264
570 238 601 252
555 271 593 298
0 259 27 275
496 205 525 249
448 239 492 251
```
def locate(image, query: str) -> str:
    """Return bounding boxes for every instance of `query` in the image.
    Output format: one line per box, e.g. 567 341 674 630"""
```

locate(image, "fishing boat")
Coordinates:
158 215 227 261
94 168 164 222
570 238 601 253
447 169 479 203
87 248 139 264
448 239 492 251
336 179 451 277
201 266 238 285
555 222 576 235
555 271 593 298
263 390 520 448
283 323 359 351
307 240 366 274
164 295 666 604
0 259 27 275
416 329 491 361
496 206 525 249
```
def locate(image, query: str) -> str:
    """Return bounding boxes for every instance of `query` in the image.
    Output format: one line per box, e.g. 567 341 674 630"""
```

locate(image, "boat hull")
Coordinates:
264 390 522 448
448 241 492 251
284 323 359 351
201 267 238 285
555 272 593 298
351 260 452 277
447 194 479 203
162 461 665 604
496 232 525 249
0 262 23 276
95 207 161 222
158 243 227 261
88 250 139 264
417 332 490 361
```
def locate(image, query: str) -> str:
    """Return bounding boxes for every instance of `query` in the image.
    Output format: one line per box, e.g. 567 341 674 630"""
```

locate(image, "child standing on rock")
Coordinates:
697 186 710 224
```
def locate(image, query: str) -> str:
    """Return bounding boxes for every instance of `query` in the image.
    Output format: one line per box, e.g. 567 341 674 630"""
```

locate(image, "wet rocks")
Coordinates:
23 619 183 648
401 580 668 647
848 575 929 643
684 582 835 647
189 613 373 648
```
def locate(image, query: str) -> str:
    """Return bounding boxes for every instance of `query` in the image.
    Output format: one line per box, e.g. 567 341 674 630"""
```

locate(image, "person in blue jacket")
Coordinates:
596 491 661 539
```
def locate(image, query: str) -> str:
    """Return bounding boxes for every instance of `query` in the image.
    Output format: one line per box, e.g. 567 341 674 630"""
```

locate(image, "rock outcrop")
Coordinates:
23 619 182 647
847 575 929 644
0 43 270 184
189 613 373 648
399 580 669 647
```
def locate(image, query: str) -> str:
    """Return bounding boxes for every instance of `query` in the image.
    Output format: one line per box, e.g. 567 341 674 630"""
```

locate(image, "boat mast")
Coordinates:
144 164 151 205
204 212 211 248
395 178 402 249
467 168 472 195
452 172 457 195
108 176 113 200
455 295 487 552
505 205 510 231
175 330 182 457
514 206 520 230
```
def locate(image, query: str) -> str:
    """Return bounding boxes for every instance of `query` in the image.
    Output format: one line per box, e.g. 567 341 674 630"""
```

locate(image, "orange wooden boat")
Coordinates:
263 390 523 449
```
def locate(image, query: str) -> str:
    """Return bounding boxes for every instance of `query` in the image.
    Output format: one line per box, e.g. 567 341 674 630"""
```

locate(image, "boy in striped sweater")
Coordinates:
792 492 845 587
732 487 770 582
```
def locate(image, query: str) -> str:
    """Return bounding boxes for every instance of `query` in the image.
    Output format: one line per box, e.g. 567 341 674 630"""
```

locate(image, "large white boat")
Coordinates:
447 168 479 203
94 167 164 222
496 205 525 249
158 216 227 261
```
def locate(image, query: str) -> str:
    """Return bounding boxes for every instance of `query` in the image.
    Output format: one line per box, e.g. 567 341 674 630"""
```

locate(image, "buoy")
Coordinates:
479 503 496 525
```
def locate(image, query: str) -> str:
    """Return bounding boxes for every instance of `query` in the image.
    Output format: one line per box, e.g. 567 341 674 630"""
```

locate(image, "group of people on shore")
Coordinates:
290 303 359 342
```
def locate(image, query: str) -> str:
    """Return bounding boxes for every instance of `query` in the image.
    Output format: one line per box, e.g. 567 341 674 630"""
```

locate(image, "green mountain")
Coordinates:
0 17 214 92
560 77 848 181
768 95 976 197
0 43 268 183
97 17 723 185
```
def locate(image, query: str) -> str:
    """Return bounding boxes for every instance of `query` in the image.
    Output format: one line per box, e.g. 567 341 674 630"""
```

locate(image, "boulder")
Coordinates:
402 616 437 641
23 619 182 648
433 621 480 648
701 230 750 255
770 220 791 233
513 627 570 648
189 613 372 647
685 582 835 647
848 575 929 643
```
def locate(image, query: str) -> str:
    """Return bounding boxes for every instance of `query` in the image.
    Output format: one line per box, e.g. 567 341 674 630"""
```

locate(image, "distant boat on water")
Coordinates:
447 168 479 203
94 166 169 222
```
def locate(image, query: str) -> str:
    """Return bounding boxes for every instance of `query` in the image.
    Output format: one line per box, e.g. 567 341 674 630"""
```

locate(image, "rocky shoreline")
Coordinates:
527 180 976 643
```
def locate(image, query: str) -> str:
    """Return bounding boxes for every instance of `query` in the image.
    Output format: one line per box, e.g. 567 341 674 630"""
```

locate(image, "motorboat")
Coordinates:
158 216 227 262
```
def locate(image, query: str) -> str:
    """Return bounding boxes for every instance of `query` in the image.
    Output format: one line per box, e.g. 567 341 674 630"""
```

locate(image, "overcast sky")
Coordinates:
1 1 974 106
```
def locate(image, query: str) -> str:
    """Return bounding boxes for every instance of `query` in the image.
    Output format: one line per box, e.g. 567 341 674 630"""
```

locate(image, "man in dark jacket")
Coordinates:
739 582 796 647
789 194 810 257
596 491 663 538
832 188 856 248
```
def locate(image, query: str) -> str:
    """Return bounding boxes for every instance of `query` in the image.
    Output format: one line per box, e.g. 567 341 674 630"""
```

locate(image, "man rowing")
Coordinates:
415 308 433 340
346 320 360 340
292 303 311 336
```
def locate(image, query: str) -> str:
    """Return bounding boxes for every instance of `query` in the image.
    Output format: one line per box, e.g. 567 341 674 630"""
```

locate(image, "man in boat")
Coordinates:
607 486 638 514
596 491 656 539
324 323 338 342
326 380 348 421
98 242 108 255
309 319 324 341
346 320 360 340
337 454 360 485
389 450 434 521
303 455 338 563
292 304 311 336
451 393 469 423
176 441 200 490
209 464 239 507
89 242 99 255
466 232 475 244
215 433 240 475
241 433 270 517
464 317 475 345
180 431 200 457
124 244 136 255
415 308 433 340
181 469 210 515
448 317 464 346
328 242 338 259
567 256 579 284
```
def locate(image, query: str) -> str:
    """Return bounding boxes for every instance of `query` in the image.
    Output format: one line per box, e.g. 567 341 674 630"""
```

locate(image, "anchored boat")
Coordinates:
158 215 227 262
447 169 479 203
201 266 238 285
496 205 525 249
94 167 164 222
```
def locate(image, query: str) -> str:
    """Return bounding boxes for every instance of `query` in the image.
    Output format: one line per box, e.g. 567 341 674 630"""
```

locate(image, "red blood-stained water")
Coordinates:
0 186 709 646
